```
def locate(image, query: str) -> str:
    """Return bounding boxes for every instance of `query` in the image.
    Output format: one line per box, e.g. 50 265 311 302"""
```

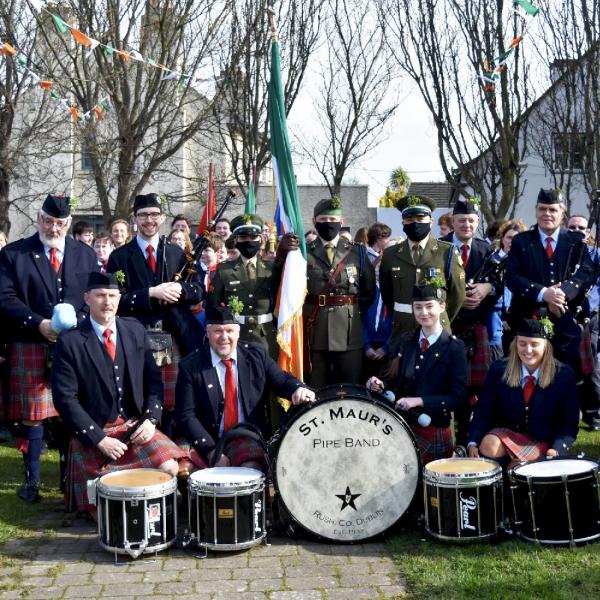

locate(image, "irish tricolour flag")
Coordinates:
268 37 306 401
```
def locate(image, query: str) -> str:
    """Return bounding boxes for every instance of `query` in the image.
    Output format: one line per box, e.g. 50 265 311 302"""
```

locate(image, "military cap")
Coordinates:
206 306 239 325
537 188 563 205
313 196 342 218
230 213 264 237
133 193 162 213
396 195 436 217
42 194 71 218
86 271 120 291
516 318 553 340
412 283 446 302
453 197 481 215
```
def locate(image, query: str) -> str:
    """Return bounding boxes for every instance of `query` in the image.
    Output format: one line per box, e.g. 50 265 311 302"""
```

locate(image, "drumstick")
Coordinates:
381 389 432 427
99 416 149 469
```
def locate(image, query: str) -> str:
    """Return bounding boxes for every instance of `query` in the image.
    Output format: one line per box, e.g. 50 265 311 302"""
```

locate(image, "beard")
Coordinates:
39 230 67 249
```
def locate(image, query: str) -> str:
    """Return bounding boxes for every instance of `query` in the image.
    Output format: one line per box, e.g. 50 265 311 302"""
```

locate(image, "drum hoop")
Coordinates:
424 458 502 483
270 389 421 542
97 477 177 499
509 457 600 483
424 476 503 488
188 481 265 495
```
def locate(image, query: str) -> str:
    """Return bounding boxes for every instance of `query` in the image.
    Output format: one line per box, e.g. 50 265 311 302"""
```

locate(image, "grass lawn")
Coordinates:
388 427 600 599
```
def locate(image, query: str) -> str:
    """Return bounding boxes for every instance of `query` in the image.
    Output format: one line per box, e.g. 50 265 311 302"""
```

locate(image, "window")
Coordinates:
81 143 94 171
553 132 585 172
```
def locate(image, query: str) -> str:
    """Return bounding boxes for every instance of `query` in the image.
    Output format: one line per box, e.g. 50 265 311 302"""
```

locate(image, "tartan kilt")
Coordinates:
161 340 180 412
579 324 594 376
66 418 188 513
467 323 491 388
413 424 453 466
9 342 57 421
488 427 549 462
178 436 268 474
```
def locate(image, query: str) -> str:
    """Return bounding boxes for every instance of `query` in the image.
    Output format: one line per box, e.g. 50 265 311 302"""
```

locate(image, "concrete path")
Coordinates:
0 509 407 599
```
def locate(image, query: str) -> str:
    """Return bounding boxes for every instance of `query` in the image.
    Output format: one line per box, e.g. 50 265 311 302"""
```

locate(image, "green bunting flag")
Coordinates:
245 168 256 215
513 0 539 17
51 14 69 34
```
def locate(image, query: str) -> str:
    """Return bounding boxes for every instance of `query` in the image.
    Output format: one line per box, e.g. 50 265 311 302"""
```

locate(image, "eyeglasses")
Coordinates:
41 217 69 229
568 225 587 231
136 212 162 221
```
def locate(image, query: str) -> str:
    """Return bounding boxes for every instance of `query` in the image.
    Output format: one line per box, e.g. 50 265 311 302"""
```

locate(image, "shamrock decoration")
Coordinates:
539 316 555 340
469 197 481 207
331 195 342 209
427 275 446 290
68 196 78 209
115 270 126 286
242 214 253 225
405 196 422 207
160 194 168 207
228 296 244 315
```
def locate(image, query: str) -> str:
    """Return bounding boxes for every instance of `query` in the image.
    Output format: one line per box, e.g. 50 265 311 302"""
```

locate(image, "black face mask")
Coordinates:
236 240 261 259
403 221 431 242
315 221 342 242
569 229 586 241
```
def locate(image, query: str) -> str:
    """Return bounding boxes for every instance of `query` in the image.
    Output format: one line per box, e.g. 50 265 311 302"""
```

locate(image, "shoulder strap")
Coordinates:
445 243 456 283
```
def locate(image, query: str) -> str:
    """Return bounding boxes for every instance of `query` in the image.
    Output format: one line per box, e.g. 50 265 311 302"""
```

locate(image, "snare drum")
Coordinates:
509 457 600 545
423 458 503 542
272 385 420 542
187 467 266 552
96 469 177 558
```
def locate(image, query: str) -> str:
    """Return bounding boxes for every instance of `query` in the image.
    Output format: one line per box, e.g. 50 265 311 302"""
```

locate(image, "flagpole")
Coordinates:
267 6 278 41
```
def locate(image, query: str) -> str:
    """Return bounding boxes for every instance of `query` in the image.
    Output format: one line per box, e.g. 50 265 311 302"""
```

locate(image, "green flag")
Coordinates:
268 39 305 256
513 0 539 17
245 167 256 214
50 14 69 34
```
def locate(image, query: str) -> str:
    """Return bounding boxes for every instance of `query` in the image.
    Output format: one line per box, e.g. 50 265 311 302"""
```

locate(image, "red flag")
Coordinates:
197 162 216 234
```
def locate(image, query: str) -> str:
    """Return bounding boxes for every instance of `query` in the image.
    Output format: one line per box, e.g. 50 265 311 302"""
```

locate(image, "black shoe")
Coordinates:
582 414 600 431
587 420 600 431
17 481 40 503
0 427 11 443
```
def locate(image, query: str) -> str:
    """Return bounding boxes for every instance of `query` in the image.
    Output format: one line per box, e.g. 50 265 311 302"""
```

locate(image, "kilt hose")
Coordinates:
9 342 57 421
488 427 549 462
66 418 188 513
413 424 453 466
160 340 180 412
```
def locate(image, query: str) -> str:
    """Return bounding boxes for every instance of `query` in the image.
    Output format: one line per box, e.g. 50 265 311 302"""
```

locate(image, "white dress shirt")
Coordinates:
210 348 245 434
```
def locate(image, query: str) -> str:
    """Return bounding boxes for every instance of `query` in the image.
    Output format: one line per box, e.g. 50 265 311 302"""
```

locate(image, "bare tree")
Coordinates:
296 0 397 198
529 1 600 212
0 0 66 235
212 0 323 199
382 0 537 222
33 0 229 224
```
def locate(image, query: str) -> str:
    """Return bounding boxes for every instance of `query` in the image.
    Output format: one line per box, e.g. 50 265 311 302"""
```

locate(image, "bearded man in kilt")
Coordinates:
52 272 188 513
0 195 98 502
106 193 204 435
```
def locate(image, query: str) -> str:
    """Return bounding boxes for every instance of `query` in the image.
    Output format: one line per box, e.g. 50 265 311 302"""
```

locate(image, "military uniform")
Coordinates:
380 236 465 349
304 210 376 387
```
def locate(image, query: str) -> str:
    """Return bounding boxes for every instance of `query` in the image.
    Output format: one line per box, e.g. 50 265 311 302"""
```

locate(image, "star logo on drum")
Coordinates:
336 486 361 511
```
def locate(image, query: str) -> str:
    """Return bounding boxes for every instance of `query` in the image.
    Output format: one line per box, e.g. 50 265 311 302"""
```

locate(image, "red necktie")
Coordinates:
420 338 429 353
222 359 238 432
523 375 536 405
147 244 156 273
49 247 61 273
545 237 554 259
103 328 116 362
461 244 469 268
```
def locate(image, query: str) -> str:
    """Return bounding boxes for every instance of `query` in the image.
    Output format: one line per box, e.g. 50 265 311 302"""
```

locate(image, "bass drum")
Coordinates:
272 384 420 542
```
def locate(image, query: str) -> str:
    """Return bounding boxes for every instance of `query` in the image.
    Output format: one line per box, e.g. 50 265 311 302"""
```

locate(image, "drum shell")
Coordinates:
96 470 178 556
187 468 266 551
271 386 421 542
423 459 503 542
510 458 600 545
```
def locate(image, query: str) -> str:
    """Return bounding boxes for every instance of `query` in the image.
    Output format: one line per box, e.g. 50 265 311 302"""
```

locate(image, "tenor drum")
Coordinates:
509 457 600 545
96 469 177 558
423 458 503 542
187 467 266 552
272 385 420 542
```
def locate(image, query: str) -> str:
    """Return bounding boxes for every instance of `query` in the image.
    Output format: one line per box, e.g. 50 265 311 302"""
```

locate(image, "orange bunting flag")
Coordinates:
484 85 496 92
494 66 505 73
69 106 79 123
40 80 53 90
71 28 93 47
509 36 523 49
116 50 130 62
93 105 105 120
1 43 17 56
483 58 491 72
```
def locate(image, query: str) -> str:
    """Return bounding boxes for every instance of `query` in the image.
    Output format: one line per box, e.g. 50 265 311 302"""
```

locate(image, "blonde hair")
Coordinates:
502 337 556 388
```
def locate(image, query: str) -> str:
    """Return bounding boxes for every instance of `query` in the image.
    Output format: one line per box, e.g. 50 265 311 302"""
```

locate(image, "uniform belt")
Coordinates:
394 302 413 314
307 294 358 307
237 313 273 325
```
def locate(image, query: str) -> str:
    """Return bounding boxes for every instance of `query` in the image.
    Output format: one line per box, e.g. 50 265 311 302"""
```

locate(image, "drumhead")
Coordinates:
189 467 264 488
99 468 172 488
275 395 420 542
425 458 501 482
514 458 598 478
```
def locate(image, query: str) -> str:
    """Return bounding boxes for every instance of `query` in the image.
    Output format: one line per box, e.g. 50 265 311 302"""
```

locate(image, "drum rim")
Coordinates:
270 389 422 542
424 458 502 483
97 468 177 497
188 466 265 488
188 481 265 494
510 456 600 481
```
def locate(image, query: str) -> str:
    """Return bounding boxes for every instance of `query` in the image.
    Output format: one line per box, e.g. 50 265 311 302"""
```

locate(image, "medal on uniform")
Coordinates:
428 267 437 279
346 265 355 284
